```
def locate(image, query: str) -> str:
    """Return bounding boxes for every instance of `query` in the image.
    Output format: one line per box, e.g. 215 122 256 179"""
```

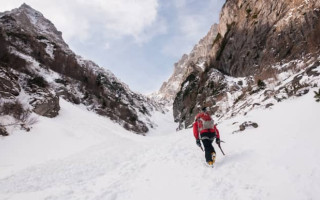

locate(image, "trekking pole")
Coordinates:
199 144 204 152
218 142 225 156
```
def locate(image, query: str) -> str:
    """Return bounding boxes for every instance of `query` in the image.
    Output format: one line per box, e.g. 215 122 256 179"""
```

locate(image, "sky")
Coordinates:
0 0 225 94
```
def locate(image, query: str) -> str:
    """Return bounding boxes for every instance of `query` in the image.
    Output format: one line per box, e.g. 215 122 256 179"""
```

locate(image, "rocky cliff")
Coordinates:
155 24 219 102
0 4 164 135
210 0 320 76
172 0 320 129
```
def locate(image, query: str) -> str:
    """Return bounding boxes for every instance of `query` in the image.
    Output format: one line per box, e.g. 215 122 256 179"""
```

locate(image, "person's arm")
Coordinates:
193 121 202 148
214 125 221 145
193 121 199 140
214 125 220 139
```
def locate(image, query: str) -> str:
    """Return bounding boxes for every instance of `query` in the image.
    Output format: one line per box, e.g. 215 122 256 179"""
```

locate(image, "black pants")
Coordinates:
200 132 216 162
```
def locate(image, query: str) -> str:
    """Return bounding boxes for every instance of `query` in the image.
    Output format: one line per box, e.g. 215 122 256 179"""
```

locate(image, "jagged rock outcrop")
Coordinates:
172 0 320 129
154 24 219 102
30 90 60 118
0 4 164 134
209 0 320 76
173 68 228 129
0 65 20 98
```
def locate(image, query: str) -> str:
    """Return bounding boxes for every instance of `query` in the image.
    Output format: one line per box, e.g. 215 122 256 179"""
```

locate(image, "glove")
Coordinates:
196 139 201 147
216 138 220 145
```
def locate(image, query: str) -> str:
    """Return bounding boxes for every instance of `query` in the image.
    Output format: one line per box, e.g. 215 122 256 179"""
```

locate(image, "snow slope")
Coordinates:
0 90 320 200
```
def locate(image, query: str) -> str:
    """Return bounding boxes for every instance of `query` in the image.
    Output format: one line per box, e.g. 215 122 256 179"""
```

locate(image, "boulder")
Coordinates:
0 125 9 136
31 91 60 118
265 103 274 108
56 87 80 105
239 121 258 131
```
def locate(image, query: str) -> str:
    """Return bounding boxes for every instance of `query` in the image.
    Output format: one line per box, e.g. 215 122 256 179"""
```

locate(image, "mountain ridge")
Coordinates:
0 4 165 135
155 23 219 102
169 0 320 129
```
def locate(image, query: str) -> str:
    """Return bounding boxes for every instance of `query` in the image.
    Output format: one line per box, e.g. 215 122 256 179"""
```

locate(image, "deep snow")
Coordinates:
0 90 320 200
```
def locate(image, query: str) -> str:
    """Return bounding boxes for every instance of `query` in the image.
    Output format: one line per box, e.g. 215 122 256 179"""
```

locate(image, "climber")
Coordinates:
193 107 220 166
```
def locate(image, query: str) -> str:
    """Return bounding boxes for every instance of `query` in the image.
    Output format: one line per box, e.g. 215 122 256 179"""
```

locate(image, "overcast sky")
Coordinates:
0 0 225 94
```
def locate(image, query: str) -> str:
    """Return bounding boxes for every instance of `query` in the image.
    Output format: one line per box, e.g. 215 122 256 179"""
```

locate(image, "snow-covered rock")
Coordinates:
0 66 20 99
0 4 165 134
172 0 320 129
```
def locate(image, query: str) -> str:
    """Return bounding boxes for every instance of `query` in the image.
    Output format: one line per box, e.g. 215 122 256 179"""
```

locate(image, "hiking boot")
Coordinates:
211 152 216 164
207 161 214 166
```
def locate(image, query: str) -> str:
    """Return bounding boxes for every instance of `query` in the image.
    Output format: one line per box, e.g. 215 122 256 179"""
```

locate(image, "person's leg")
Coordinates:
200 132 216 163
211 144 216 163
202 139 214 162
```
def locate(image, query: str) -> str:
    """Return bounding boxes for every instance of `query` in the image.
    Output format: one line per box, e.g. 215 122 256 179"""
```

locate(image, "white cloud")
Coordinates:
104 42 110 50
134 16 168 44
161 0 224 59
0 0 225 93
0 0 161 43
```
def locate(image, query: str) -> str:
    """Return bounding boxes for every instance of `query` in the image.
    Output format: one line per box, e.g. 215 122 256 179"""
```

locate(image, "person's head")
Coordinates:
202 107 209 112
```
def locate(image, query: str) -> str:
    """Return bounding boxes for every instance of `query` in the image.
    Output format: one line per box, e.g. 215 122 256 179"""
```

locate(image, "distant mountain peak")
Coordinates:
2 3 68 49
154 23 219 103
0 4 165 134
17 3 43 17
20 3 33 9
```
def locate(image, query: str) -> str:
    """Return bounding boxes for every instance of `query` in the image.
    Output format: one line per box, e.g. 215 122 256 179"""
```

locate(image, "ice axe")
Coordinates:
197 140 204 152
199 144 204 152
197 129 204 152
217 141 225 156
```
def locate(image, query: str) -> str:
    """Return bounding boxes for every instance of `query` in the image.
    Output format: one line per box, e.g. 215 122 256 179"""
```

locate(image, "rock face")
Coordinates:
0 4 164 134
173 68 228 129
172 0 320 129
210 0 320 76
31 91 60 118
155 24 219 102
0 66 20 99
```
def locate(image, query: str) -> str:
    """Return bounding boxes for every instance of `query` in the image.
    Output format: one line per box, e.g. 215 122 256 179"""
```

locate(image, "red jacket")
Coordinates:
193 112 220 140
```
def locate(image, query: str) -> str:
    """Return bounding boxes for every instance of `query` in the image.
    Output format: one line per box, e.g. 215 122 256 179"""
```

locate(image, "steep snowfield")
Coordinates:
1 91 320 200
